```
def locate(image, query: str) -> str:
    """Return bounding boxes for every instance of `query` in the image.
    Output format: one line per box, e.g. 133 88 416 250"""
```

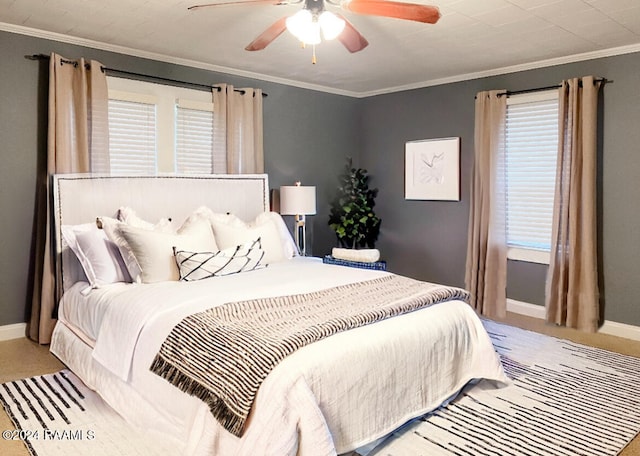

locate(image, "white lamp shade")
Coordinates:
286 10 321 45
280 185 317 215
319 11 345 40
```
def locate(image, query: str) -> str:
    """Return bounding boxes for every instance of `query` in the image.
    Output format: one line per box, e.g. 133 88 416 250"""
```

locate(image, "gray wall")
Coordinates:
2 28 639 329
0 30 360 326
360 52 640 327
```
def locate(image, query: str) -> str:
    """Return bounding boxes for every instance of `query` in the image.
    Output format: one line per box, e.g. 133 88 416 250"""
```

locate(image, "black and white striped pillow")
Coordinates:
174 238 266 281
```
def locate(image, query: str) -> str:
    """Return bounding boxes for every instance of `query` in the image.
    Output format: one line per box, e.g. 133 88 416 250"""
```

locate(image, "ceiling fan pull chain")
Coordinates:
312 45 317 64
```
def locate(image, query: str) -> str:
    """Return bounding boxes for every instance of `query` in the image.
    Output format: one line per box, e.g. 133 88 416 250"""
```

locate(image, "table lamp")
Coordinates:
279 182 316 256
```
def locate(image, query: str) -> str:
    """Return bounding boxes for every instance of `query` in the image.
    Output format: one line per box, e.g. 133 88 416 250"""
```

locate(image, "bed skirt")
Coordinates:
50 321 212 455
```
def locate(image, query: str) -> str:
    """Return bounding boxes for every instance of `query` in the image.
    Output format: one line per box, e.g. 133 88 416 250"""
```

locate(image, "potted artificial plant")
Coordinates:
328 158 381 249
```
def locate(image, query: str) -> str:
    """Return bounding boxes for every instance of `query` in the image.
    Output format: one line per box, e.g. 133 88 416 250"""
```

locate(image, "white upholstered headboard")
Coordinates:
53 174 270 293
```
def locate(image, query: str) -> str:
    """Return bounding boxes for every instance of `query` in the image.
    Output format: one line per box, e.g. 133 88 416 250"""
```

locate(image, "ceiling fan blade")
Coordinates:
336 14 369 53
188 0 289 10
245 17 288 51
341 0 441 24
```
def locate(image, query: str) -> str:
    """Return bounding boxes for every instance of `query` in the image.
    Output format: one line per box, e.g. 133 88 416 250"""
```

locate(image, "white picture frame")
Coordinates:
405 137 460 201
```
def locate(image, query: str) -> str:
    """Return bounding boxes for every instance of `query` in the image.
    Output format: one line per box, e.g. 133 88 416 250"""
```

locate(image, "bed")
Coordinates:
49 173 508 456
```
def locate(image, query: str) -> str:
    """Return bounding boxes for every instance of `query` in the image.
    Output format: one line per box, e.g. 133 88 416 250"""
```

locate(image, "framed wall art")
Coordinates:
405 137 460 201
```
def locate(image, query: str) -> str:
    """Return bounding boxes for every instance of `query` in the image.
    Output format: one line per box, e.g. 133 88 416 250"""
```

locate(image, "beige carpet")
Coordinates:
1 313 638 456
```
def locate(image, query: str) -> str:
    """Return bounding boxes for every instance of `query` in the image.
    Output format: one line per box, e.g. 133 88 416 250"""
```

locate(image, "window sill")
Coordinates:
507 247 550 265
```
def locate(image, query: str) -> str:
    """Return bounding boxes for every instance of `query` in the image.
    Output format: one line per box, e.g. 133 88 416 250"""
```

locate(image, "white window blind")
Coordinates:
175 99 214 174
505 91 559 258
107 77 219 174
108 97 157 175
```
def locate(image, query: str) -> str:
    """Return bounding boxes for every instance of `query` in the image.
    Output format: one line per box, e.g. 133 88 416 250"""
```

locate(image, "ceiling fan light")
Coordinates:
303 21 322 45
286 9 313 42
319 11 345 40
285 11 308 41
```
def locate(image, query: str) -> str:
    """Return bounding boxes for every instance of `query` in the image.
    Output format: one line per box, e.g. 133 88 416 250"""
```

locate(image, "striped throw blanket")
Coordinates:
150 274 469 437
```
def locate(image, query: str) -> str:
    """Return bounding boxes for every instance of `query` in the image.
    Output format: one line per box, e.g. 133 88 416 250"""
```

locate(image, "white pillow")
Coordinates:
201 208 297 263
117 218 218 283
210 216 286 264
174 239 266 281
254 212 298 259
184 206 241 228
61 223 131 288
189 207 296 258
99 216 144 283
117 206 173 233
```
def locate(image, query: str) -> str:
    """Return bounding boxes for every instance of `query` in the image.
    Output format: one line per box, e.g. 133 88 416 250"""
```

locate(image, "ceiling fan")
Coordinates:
189 0 440 62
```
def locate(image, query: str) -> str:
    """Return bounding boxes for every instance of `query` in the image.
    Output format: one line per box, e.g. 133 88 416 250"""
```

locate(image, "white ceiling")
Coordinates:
2 0 640 97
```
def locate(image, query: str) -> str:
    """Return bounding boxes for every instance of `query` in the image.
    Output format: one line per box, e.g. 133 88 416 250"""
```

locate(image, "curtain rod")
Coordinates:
473 77 609 99
497 77 609 98
26 53 268 97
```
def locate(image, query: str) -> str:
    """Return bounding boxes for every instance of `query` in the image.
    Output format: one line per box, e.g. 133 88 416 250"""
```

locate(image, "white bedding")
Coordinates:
53 257 508 455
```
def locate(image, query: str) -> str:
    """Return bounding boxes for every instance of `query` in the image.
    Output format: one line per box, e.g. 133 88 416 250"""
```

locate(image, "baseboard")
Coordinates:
0 323 27 342
506 298 546 319
506 298 640 342
599 320 640 342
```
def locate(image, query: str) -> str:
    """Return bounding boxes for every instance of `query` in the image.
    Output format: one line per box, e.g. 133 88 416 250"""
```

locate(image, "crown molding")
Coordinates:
0 22 356 97
3 21 639 98
357 42 640 98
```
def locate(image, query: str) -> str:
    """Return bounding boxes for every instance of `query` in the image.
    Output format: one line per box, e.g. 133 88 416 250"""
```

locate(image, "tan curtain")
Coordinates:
465 90 507 319
545 76 602 332
212 84 264 174
28 53 109 343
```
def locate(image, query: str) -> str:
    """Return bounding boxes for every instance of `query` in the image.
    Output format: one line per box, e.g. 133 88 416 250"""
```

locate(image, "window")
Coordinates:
108 92 157 174
175 99 214 173
106 77 218 175
505 90 559 264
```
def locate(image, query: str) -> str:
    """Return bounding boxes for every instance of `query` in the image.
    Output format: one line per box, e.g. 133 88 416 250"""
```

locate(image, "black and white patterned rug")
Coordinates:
0 370 182 455
1 321 639 456
367 320 640 456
